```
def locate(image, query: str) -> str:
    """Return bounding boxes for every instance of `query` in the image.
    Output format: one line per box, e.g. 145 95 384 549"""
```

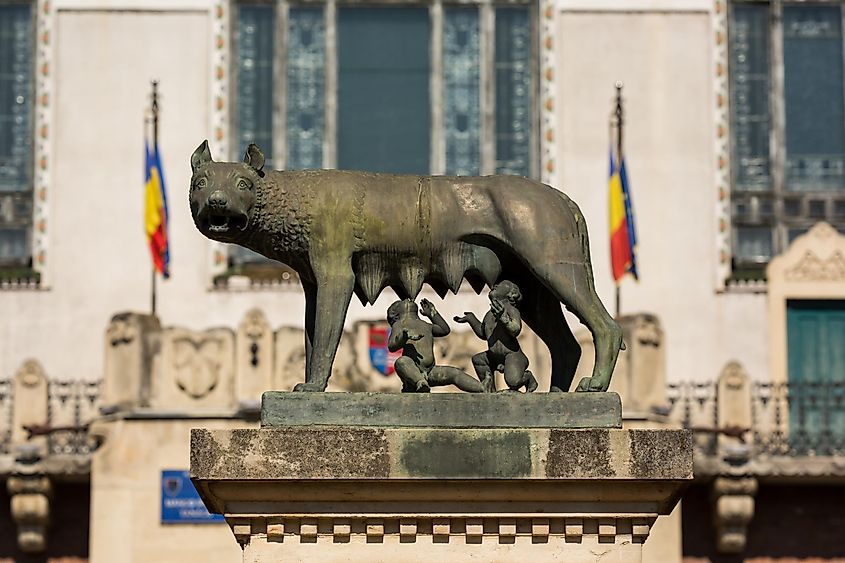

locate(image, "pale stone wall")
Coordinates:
0 3 780 562
89 418 247 563
0 0 775 390
554 8 769 383
0 3 492 384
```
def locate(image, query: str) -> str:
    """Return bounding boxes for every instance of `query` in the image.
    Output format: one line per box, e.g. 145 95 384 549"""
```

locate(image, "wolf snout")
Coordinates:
200 189 249 235
208 190 229 210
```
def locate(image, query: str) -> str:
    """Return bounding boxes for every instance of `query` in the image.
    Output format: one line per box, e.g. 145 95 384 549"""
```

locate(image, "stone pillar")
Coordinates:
573 314 666 413
11 360 49 452
617 314 666 414
716 361 753 461
273 326 307 392
102 312 161 409
191 393 691 562
236 308 274 408
712 362 756 554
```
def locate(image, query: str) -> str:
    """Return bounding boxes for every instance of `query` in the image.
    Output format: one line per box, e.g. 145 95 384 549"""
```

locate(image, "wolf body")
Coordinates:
189 141 622 392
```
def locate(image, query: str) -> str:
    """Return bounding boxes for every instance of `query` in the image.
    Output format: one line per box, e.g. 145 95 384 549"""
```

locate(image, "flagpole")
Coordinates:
150 80 159 317
614 81 623 318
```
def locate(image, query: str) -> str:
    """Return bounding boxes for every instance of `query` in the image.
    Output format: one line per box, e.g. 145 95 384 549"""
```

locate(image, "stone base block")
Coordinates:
191 425 691 562
261 391 623 428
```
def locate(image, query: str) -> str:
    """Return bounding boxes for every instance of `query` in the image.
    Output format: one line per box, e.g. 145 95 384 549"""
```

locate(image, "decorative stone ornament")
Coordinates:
7 472 52 553
12 360 48 448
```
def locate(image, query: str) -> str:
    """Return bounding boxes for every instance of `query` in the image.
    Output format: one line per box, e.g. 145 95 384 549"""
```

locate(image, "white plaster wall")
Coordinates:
0 5 772 387
555 10 769 382
0 7 493 383
89 418 248 563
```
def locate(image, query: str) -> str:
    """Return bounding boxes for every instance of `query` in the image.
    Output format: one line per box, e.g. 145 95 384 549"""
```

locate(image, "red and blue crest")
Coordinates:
368 325 401 376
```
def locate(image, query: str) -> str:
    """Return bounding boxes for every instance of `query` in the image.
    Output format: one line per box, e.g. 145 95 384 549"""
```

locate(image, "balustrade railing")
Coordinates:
2 377 844 460
0 378 102 457
667 380 845 457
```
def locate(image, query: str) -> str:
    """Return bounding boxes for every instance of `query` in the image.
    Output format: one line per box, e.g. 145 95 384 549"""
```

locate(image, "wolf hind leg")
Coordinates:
518 276 581 392
529 262 622 392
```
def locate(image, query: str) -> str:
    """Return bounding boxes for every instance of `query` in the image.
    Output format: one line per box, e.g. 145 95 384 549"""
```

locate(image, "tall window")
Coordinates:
234 1 535 175
229 0 536 275
0 2 33 272
729 1 845 276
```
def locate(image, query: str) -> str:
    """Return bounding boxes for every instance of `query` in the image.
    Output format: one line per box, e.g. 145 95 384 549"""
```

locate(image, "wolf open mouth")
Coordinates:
206 211 248 233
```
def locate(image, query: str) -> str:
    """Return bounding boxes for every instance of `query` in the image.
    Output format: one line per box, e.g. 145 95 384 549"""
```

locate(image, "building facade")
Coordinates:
1 0 844 561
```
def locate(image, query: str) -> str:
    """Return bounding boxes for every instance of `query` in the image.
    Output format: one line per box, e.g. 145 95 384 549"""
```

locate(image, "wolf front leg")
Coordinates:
293 270 355 392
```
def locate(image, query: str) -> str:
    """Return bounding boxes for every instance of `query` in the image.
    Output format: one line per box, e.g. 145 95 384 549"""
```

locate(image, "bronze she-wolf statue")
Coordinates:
189 141 623 392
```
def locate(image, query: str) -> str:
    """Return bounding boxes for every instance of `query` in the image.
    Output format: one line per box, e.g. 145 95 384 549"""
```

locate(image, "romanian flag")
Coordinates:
144 140 170 278
608 149 638 283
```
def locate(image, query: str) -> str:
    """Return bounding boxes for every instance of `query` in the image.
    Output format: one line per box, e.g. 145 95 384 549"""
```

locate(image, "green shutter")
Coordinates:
786 300 845 452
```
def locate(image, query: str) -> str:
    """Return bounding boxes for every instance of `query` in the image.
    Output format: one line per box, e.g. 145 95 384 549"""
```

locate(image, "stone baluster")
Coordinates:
712 361 756 554
716 361 753 462
11 360 49 453
9 360 52 553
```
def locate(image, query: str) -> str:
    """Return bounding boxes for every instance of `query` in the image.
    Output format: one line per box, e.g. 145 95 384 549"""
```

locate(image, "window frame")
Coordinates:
226 0 540 276
230 0 540 176
0 0 37 276
728 0 845 276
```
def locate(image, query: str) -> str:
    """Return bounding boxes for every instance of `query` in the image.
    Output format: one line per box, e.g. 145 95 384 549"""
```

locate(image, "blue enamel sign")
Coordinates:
160 469 224 524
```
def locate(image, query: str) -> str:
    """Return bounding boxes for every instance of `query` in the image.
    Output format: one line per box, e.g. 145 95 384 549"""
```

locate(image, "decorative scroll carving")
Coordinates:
771 222 845 283
784 250 845 282
711 476 757 554
7 474 52 553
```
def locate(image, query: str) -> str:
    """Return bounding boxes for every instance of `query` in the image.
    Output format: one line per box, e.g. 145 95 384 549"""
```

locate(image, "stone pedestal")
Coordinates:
191 392 691 562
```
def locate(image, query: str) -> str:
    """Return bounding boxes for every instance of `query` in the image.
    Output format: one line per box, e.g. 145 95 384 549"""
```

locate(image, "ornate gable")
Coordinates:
769 223 845 284
767 222 845 385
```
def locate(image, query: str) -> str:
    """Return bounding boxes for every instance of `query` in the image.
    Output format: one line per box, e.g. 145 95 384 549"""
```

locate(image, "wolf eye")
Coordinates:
238 179 252 190
194 177 207 191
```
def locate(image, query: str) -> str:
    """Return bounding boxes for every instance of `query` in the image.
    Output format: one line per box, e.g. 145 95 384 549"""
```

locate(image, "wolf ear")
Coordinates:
191 140 213 172
244 143 265 172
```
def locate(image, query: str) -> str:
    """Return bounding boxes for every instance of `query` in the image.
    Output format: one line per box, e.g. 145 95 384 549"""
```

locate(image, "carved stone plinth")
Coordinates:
191 395 691 562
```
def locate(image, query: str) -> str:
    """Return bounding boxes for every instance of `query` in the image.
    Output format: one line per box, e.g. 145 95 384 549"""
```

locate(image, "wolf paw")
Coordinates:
524 370 538 393
293 382 327 392
575 376 609 392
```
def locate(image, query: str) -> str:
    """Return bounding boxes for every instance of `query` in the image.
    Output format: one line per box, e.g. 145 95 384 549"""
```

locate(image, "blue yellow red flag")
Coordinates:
619 157 638 280
144 140 170 278
608 148 638 283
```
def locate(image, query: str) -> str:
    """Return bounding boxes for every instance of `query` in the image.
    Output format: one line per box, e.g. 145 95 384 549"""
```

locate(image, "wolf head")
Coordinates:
189 140 265 243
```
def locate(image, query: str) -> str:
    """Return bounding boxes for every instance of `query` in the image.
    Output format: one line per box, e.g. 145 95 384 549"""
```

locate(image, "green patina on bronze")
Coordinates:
189 141 623 394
